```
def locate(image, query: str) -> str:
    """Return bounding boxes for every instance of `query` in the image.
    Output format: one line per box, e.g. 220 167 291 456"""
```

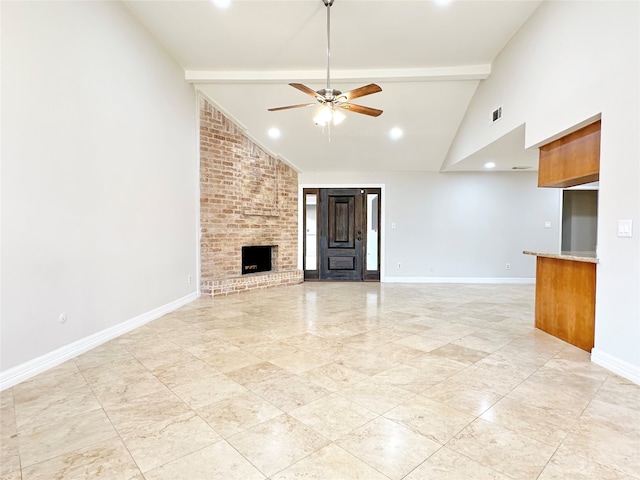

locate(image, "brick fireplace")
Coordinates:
199 97 303 296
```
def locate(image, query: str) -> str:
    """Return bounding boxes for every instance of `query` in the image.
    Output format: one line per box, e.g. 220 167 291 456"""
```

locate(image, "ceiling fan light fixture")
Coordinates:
314 105 346 126
332 109 346 125
314 105 333 126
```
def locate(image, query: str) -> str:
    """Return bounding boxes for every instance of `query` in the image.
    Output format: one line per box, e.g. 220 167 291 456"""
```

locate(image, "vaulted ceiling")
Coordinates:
123 0 542 172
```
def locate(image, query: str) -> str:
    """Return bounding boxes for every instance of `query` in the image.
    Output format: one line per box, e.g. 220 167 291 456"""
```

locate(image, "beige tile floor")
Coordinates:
1 283 639 479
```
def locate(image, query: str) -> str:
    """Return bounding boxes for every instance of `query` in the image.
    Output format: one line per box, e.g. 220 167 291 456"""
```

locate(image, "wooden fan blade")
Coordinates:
268 103 316 112
289 83 320 99
340 103 383 117
341 83 382 101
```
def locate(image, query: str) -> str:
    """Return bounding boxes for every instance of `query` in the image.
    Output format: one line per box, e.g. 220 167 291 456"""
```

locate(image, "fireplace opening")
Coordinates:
242 245 273 275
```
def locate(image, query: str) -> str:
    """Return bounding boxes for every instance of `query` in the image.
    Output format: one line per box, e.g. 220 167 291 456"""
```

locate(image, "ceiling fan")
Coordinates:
268 0 383 126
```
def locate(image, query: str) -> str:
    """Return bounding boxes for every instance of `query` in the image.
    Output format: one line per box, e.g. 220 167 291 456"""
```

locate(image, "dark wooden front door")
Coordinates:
303 187 381 282
319 189 364 280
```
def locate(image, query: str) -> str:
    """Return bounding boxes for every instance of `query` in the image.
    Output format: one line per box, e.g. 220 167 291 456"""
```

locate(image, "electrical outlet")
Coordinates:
398 263 402 269
505 263 511 270
188 275 192 284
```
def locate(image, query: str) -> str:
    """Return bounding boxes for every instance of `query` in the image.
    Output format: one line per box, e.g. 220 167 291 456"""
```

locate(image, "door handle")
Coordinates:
357 236 362 241
357 231 362 235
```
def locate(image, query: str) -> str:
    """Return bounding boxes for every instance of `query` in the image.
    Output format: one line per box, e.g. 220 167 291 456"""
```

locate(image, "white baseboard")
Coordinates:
0 292 199 391
382 276 535 285
591 348 640 386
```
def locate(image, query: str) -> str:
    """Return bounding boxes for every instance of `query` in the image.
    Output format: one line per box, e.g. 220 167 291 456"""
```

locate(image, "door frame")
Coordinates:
299 183 385 280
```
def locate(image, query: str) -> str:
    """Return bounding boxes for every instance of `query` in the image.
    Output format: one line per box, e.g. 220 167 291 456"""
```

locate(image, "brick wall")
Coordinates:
199 97 302 295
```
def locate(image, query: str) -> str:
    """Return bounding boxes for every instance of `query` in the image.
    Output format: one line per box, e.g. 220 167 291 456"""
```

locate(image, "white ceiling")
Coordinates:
123 0 543 172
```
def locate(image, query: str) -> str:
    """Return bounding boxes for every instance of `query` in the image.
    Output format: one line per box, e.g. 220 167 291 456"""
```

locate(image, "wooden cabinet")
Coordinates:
538 120 601 188
534 256 596 351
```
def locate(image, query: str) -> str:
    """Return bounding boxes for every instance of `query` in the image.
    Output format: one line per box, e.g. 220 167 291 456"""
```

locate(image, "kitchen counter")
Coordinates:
523 250 597 263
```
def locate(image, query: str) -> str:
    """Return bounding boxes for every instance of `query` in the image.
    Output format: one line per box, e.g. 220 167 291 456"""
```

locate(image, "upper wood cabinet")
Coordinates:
538 120 601 188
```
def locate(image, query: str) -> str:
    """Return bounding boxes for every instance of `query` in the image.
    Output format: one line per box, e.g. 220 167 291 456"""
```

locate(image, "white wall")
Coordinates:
300 171 560 280
444 1 640 380
1 2 198 377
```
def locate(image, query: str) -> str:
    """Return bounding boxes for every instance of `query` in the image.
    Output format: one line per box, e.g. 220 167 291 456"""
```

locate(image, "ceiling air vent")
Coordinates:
492 106 502 123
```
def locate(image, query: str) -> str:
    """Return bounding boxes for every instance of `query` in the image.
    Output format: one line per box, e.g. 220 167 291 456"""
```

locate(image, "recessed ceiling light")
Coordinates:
268 127 281 140
484 162 496 169
212 0 231 9
390 127 403 140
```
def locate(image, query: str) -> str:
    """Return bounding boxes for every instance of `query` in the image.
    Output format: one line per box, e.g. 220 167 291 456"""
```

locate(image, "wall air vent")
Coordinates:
492 106 503 123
